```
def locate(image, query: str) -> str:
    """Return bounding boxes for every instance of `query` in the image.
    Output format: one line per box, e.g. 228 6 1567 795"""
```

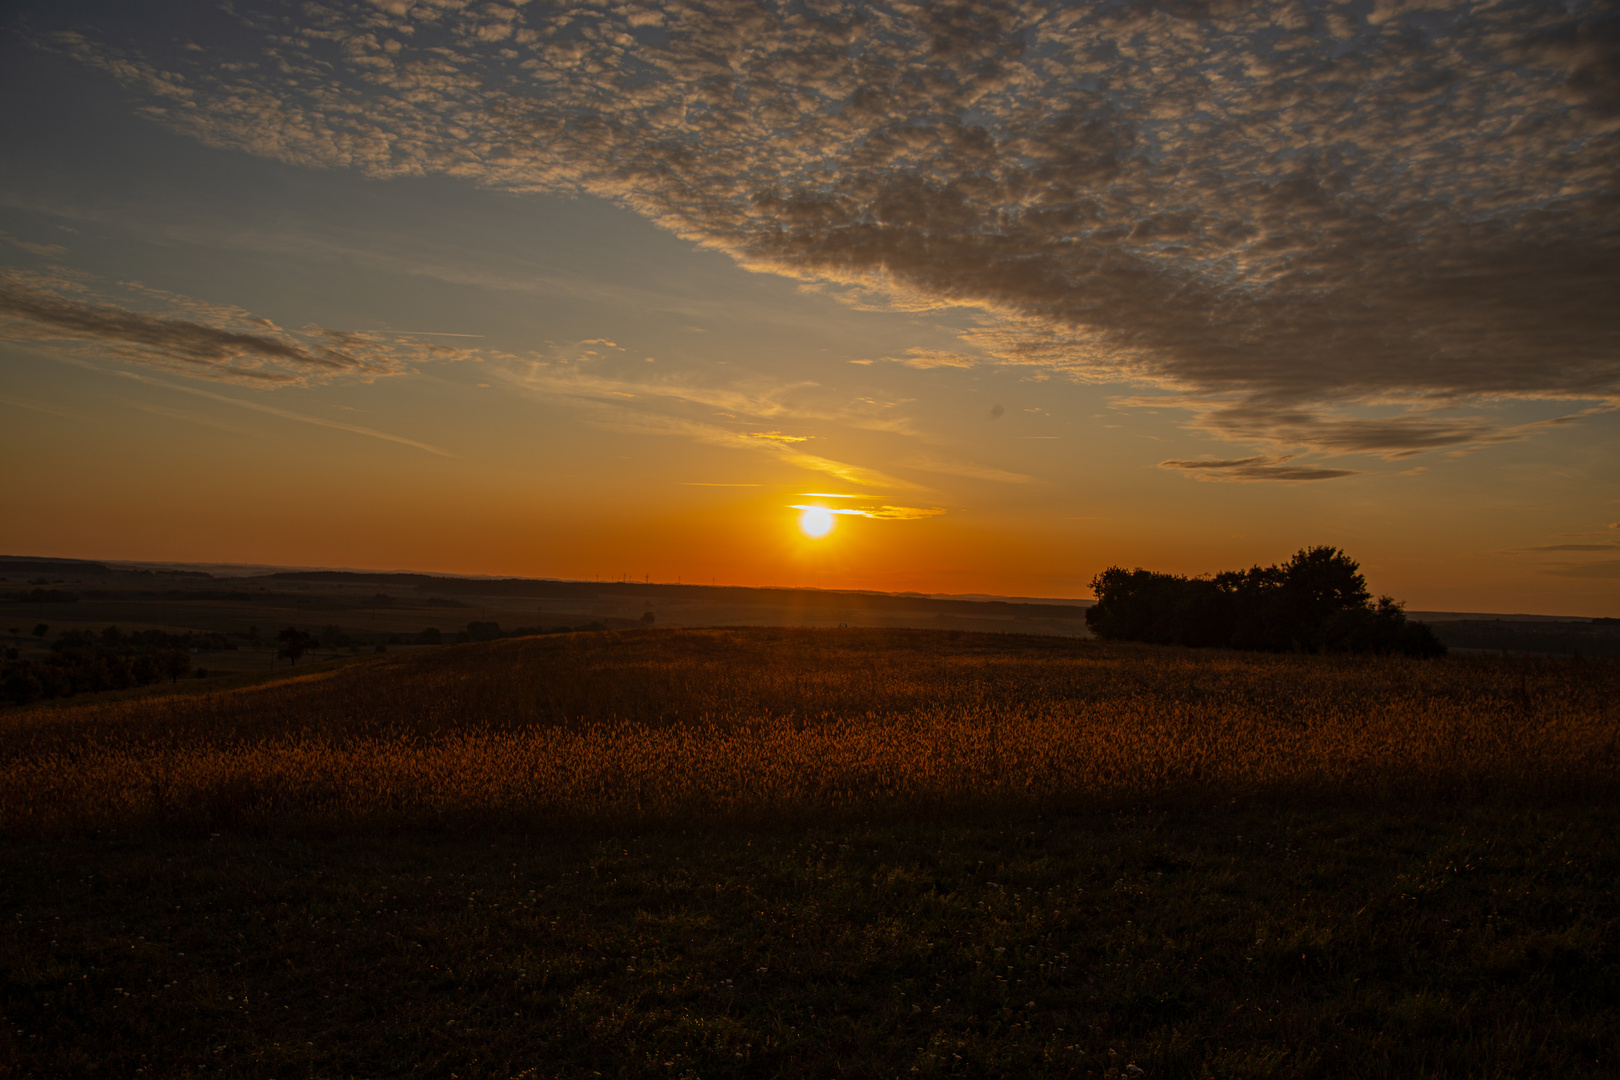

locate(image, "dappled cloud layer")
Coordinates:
40 0 1620 459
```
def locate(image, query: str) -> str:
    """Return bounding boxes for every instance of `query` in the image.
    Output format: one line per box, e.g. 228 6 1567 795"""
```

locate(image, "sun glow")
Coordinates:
799 506 835 538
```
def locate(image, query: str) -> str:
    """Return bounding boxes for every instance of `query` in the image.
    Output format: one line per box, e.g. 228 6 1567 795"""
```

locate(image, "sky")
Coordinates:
1 0 1617 614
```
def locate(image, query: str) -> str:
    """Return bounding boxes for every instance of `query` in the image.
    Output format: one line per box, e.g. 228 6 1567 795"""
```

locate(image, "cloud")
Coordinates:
0 231 69 257
1544 560 1620 579
0 393 83 420
1528 542 1620 552
497 345 935 478
743 431 810 443
790 502 944 520
1158 456 1364 483
863 505 945 521
880 348 975 370
117 371 456 456
550 399 919 489
512 362 822 423
902 456 1036 485
38 0 1620 459
126 399 265 439
0 270 470 385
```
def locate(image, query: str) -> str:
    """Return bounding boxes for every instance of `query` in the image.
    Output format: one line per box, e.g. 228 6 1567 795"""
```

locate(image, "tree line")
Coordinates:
1 627 233 704
1084 546 1445 657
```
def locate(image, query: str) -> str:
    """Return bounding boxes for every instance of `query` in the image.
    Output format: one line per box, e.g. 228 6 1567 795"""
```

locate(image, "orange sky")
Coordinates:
2 1 1617 615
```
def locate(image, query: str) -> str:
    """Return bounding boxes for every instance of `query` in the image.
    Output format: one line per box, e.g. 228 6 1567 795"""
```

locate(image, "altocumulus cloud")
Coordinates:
37 0 1620 470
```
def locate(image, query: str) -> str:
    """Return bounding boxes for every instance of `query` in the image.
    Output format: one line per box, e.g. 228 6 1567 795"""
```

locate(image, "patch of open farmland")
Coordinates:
3 629 1615 834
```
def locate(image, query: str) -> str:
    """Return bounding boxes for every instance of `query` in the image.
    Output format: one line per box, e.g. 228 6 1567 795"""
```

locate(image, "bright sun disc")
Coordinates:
799 506 835 538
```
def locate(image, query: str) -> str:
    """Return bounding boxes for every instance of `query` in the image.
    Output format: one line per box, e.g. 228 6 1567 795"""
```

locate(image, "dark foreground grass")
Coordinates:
4 804 1617 1079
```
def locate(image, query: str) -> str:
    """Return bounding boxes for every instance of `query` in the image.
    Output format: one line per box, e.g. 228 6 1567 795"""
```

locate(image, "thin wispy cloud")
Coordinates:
1159 457 1364 483
549 395 919 489
126 399 266 440
117 371 456 457
1527 542 1620 552
901 456 1037 486
0 270 475 386
0 393 83 420
880 348 976 370
1545 560 1620 580
0 231 68 258
495 348 942 484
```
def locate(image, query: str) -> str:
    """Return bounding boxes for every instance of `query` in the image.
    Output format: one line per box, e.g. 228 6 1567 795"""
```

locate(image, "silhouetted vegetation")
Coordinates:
0 626 230 704
276 627 314 665
1086 546 1445 657
6 588 79 604
1431 618 1620 659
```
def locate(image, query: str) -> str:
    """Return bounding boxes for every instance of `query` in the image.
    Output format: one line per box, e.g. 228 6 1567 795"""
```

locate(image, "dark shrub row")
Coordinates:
0 626 233 704
1085 546 1445 657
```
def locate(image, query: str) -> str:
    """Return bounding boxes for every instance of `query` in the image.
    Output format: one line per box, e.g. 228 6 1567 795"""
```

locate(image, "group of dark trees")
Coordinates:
1 615 634 704
7 588 79 604
1085 546 1445 657
1 627 233 704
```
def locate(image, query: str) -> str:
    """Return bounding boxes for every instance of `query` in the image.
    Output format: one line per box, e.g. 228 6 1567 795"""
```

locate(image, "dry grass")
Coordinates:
3 628 1616 833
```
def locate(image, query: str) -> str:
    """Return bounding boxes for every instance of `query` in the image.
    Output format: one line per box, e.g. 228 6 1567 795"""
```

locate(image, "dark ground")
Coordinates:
4 804 1616 1079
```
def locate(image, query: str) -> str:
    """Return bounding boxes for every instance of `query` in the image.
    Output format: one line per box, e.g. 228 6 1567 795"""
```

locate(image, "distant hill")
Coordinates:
261 570 1091 627
5 555 1613 651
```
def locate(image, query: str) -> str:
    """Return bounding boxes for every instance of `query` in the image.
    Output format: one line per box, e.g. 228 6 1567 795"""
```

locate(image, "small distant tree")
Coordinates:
131 653 159 686
32 623 48 638
277 626 314 665
640 610 656 626
161 649 193 684
417 627 443 645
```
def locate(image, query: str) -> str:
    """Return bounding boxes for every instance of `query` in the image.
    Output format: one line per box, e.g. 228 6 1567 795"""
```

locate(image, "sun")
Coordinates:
799 506 835 538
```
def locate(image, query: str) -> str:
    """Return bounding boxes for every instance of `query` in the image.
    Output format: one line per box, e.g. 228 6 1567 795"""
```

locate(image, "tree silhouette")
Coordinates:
277 626 314 665
1087 546 1442 657
161 649 193 684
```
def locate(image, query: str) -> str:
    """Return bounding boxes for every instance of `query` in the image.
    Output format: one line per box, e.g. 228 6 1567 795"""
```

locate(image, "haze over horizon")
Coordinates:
3 0 1618 616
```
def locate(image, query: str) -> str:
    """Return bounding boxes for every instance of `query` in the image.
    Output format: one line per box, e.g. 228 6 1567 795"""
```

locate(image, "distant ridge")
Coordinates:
263 571 1091 621
3 555 1609 623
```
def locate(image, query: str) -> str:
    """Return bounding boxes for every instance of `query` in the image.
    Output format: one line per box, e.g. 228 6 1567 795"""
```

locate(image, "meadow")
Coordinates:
3 628 1616 834
3 628 1618 1077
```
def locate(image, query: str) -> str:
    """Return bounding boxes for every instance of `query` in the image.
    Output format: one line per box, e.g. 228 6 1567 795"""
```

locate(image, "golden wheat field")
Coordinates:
2 628 1616 833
